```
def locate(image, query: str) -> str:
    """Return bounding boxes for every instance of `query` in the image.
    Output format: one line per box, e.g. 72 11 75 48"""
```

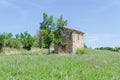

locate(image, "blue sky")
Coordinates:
0 0 120 48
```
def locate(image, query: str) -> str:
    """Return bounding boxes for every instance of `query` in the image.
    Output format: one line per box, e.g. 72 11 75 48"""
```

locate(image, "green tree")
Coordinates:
20 32 34 50
84 43 87 48
40 13 55 54
0 34 5 52
54 16 67 53
32 36 39 47
2 33 14 48
15 33 20 39
5 38 21 49
3 32 13 39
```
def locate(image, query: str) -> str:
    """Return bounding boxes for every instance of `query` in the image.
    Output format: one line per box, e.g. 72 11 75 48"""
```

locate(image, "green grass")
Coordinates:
0 49 120 80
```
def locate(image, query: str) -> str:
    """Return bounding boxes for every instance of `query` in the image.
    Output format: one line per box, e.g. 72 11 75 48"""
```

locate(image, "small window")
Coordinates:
78 33 79 40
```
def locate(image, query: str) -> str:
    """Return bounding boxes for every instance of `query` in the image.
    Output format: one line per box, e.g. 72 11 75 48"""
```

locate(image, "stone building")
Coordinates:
54 27 84 53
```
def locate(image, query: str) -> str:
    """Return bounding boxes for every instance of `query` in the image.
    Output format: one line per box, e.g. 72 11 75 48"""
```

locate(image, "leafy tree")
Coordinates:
0 34 5 52
3 32 13 39
15 33 20 39
54 16 67 53
32 36 39 47
39 13 68 54
40 13 55 54
84 43 87 48
20 32 34 50
2 33 14 48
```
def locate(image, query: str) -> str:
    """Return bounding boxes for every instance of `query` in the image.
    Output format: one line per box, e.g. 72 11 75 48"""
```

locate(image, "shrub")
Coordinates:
0 34 5 52
20 32 34 50
76 48 87 55
32 37 39 47
95 47 120 52
13 39 21 49
84 43 87 48
5 39 21 49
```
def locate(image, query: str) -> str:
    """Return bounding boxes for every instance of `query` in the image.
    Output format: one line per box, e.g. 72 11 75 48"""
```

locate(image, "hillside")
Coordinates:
0 49 120 80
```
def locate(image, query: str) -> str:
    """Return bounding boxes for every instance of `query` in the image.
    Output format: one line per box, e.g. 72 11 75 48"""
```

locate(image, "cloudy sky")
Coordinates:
0 0 120 48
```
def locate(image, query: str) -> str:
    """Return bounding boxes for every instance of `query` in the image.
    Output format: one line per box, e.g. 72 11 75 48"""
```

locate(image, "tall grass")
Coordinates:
0 49 120 79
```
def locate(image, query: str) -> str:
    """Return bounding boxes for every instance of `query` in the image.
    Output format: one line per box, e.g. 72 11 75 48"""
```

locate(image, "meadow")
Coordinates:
0 49 120 80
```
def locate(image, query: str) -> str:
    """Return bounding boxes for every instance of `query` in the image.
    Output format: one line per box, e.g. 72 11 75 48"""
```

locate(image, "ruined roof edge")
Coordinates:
63 26 84 34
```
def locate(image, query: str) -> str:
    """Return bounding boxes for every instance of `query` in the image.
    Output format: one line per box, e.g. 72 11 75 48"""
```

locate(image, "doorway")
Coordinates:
61 45 66 53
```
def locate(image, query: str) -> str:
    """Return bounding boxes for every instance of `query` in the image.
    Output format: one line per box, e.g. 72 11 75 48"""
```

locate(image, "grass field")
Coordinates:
0 49 120 80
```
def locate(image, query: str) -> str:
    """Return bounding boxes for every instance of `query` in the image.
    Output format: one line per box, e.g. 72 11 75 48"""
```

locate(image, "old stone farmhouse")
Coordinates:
54 27 84 53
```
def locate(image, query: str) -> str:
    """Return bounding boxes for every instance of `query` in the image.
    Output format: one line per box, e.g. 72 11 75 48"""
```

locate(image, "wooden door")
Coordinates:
61 45 66 53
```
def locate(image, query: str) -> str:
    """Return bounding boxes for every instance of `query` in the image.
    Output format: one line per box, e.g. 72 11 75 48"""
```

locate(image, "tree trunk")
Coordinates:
48 46 50 54
57 45 60 54
41 36 44 48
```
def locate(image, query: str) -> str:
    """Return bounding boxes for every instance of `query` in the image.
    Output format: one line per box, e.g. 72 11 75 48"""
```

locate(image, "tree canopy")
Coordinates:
54 16 67 46
40 13 55 54
39 13 67 54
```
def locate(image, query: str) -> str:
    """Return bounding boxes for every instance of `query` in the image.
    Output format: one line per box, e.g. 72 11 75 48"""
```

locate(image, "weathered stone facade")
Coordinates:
54 27 84 53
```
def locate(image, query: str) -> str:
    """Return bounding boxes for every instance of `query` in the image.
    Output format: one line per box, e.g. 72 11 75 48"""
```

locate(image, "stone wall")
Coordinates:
72 31 84 53
64 28 73 53
54 44 59 53
54 27 84 53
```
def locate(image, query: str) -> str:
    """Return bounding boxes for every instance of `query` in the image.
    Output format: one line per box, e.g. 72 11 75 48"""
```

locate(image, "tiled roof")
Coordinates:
63 27 84 34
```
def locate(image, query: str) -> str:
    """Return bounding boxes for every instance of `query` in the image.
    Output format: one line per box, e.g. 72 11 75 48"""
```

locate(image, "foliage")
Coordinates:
95 47 120 52
40 13 55 54
76 48 87 55
0 33 21 51
2 33 21 49
3 32 13 39
32 36 39 47
5 39 21 49
0 32 39 50
20 32 34 50
15 34 20 39
39 13 68 54
84 43 87 48
54 16 67 46
0 34 5 52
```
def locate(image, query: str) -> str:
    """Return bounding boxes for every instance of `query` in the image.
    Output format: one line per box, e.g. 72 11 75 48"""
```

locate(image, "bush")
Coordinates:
0 34 5 52
32 37 39 47
76 48 87 55
20 32 34 50
14 39 21 49
5 39 21 49
95 47 120 52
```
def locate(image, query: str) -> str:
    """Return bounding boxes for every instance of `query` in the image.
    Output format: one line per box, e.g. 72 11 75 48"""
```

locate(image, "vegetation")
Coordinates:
0 49 120 79
0 13 68 54
0 32 38 53
95 47 120 52
20 32 34 50
39 13 67 54
32 36 39 48
1 12 120 79
40 13 55 54
76 48 87 55
84 43 87 48
0 34 5 52
54 16 67 53
5 38 21 49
